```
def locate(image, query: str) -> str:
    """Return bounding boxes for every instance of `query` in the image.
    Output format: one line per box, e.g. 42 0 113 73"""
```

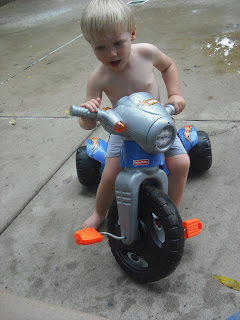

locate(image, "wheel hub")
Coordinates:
152 213 165 243
127 252 148 268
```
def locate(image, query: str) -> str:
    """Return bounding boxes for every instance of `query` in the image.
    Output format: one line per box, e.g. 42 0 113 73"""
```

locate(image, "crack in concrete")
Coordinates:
208 124 238 136
0 34 83 85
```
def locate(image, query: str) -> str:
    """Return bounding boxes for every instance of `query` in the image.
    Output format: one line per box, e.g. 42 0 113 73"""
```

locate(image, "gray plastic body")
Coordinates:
115 166 168 244
114 93 176 154
70 92 176 154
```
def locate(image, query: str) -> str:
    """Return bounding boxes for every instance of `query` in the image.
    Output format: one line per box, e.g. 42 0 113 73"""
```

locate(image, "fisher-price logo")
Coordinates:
133 159 149 166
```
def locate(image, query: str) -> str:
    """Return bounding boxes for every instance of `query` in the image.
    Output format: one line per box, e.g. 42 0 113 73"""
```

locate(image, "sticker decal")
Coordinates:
133 159 149 166
90 138 100 156
101 107 111 111
183 125 193 145
138 99 160 107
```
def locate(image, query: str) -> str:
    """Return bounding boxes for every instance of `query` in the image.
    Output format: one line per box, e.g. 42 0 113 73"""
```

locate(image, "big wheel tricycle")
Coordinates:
70 92 212 282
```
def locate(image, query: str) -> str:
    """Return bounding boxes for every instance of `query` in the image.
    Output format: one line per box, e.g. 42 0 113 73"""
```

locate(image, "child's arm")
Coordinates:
79 71 103 130
161 62 185 115
150 45 186 114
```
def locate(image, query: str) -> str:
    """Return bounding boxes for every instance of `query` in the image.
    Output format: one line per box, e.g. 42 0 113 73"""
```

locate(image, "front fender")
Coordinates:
86 138 107 170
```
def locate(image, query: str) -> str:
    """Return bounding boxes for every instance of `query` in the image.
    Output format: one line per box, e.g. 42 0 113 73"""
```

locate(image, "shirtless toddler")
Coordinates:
78 0 190 229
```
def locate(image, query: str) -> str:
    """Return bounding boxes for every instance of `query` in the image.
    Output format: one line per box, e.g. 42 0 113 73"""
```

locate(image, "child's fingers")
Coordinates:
80 102 96 112
93 98 101 108
165 97 185 115
177 101 186 114
174 104 183 115
86 101 98 112
96 97 101 104
80 99 101 112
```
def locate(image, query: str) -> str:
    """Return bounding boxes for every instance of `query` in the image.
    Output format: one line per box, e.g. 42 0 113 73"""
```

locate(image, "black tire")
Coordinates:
189 131 212 172
76 146 101 186
107 184 185 282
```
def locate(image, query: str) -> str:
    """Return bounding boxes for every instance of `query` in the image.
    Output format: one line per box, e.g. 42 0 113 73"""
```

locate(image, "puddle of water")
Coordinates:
202 33 240 73
134 4 240 74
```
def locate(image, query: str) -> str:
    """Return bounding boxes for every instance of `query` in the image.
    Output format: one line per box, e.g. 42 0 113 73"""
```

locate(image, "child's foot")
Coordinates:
82 212 105 230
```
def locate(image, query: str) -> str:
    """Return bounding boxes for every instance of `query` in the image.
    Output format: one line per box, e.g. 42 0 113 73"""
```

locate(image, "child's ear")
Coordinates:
131 26 136 41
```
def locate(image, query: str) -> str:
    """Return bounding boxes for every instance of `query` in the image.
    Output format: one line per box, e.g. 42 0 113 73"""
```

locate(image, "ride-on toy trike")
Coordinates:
70 92 212 282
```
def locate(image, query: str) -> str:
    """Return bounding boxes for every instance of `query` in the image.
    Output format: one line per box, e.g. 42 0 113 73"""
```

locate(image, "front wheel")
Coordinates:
107 185 185 282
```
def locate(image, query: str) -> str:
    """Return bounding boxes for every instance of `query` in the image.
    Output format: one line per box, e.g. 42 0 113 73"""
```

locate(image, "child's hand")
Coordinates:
80 97 101 112
165 95 186 115
78 97 101 130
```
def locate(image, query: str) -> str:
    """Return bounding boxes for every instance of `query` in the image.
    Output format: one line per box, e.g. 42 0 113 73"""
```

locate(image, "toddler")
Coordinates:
78 0 190 229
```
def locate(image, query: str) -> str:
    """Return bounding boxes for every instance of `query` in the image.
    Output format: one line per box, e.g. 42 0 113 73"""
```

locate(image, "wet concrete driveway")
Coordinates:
0 0 240 319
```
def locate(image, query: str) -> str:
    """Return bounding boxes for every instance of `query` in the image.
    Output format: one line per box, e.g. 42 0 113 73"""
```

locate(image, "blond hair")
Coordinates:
81 0 135 42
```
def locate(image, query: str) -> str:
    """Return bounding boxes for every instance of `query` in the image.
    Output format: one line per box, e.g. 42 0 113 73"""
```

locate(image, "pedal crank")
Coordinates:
74 228 125 245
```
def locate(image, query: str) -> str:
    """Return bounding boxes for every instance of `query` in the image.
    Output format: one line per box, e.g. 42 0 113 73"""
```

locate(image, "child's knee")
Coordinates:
166 154 190 174
180 154 190 172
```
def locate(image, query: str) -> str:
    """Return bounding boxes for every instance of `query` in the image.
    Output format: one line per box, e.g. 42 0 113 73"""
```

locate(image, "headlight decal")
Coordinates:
156 127 173 150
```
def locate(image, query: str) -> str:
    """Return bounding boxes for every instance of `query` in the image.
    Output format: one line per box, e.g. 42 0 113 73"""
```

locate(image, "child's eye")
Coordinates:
114 41 123 47
96 46 105 50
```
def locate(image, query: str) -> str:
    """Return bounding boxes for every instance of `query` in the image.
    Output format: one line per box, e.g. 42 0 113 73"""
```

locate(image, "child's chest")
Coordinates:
104 58 157 104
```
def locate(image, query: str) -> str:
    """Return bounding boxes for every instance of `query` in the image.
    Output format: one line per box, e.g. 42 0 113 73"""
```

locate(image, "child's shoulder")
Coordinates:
133 42 157 50
88 64 106 83
132 43 159 59
86 64 106 93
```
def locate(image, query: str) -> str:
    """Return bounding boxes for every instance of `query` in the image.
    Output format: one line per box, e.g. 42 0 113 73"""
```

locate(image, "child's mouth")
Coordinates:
109 60 121 67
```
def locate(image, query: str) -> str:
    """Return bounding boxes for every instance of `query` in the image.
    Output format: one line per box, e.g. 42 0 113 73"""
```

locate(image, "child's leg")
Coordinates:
165 154 190 208
82 157 122 229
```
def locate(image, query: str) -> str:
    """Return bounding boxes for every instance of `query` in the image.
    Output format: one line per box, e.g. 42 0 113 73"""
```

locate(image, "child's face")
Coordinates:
90 28 136 71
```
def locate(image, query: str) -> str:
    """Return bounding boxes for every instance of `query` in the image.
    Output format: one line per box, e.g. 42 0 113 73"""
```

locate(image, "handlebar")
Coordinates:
70 105 125 135
70 105 98 119
69 102 176 136
70 104 175 119
164 104 175 116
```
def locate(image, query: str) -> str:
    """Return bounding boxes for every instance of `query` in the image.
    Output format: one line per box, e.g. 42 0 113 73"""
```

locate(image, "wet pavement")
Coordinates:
0 0 240 319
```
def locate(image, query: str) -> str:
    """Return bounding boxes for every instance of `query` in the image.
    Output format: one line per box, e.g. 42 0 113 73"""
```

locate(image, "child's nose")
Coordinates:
108 48 117 58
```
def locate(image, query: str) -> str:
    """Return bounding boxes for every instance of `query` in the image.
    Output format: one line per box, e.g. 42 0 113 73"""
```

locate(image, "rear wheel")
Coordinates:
76 146 101 186
107 185 185 282
189 131 212 172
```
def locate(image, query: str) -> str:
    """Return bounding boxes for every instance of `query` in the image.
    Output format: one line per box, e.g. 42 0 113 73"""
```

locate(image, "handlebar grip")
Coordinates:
69 105 98 120
165 104 175 116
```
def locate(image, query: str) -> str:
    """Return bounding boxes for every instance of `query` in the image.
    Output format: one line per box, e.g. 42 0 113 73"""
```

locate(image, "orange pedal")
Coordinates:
182 219 203 239
74 228 103 245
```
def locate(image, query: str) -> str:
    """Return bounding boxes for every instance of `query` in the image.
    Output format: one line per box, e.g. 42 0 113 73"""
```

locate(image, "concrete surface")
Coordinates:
0 291 108 320
0 0 240 319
